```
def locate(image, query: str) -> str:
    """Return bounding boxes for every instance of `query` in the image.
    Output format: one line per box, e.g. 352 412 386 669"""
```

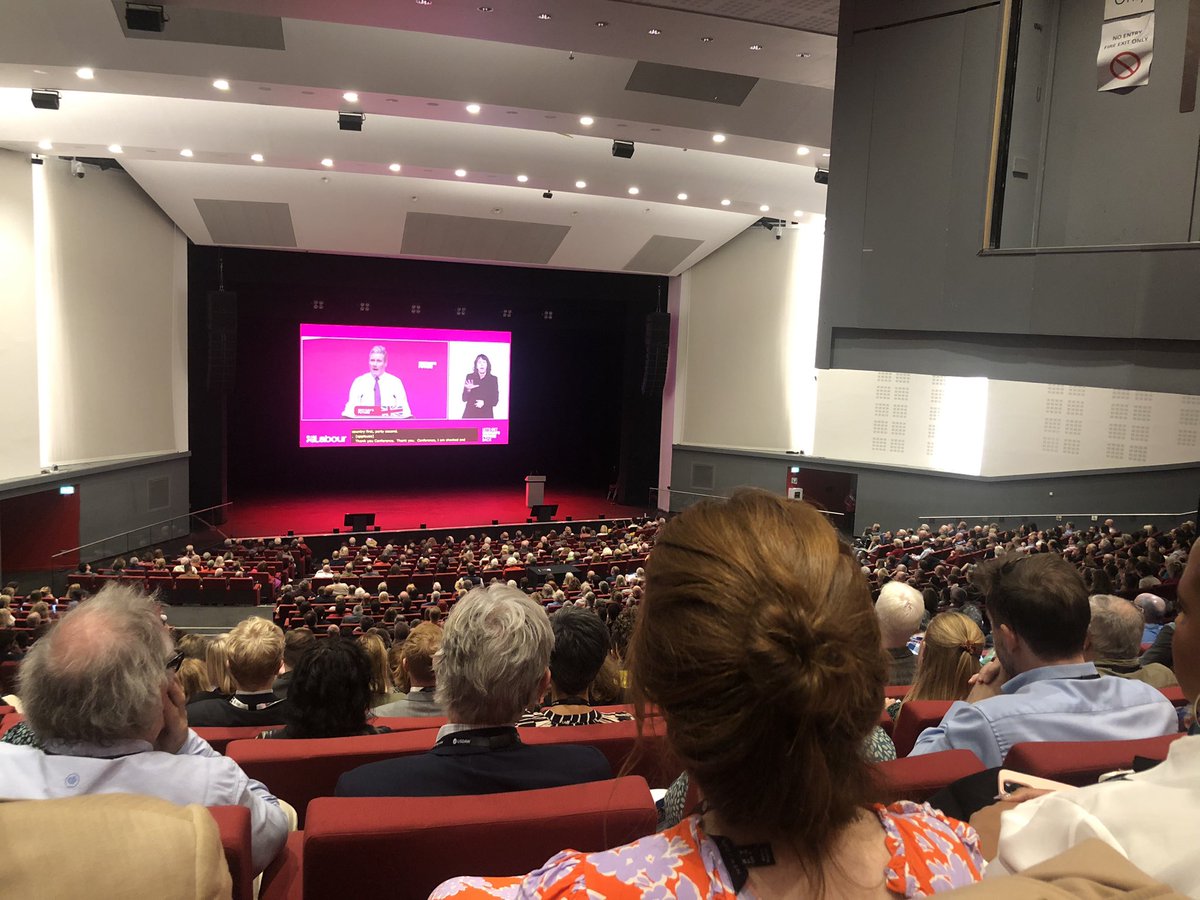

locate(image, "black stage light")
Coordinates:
31 90 60 110
611 140 634 159
338 111 365 132
125 2 166 31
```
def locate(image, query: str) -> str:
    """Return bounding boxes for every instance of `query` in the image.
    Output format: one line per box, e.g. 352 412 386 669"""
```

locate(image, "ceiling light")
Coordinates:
701 36 714 43
76 67 95 80
648 28 662 35
516 174 529 183
37 139 52 150
759 204 769 212
797 52 813 59
720 199 731 206
796 146 810 156
416 0 432 4
677 193 688 201
454 168 467 177
251 153 264 162
595 20 609 27
712 133 726 143
579 115 594 126
465 103 481 114
750 44 764 51
321 158 333 167
389 163 401 172
794 210 803 217
537 13 552 19
343 91 359 103
628 186 639 195
179 148 193 157
31 90 60 110
478 5 493 10
107 144 123 153
212 79 230 91
575 180 587 189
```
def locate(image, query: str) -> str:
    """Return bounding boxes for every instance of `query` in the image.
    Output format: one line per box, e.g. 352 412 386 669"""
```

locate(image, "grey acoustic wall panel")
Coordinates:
624 235 705 273
194 199 297 247
401 213 569 265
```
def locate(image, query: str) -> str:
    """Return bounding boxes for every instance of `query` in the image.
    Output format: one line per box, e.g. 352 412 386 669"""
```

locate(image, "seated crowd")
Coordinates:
0 497 1196 897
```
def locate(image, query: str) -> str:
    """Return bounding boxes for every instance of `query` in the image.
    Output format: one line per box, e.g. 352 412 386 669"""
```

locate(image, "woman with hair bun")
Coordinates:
905 612 985 705
433 489 984 898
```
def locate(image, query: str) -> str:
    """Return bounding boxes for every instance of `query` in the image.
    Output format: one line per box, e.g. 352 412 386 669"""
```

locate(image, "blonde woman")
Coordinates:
358 632 401 707
887 612 984 720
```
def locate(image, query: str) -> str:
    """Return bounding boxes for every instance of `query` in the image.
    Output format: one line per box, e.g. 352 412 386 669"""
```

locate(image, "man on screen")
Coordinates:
342 345 413 418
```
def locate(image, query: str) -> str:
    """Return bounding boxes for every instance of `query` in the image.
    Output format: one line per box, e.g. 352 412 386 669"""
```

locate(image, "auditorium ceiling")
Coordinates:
0 0 834 276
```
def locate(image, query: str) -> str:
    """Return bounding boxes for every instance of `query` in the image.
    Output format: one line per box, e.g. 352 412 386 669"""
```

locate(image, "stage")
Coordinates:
218 486 648 539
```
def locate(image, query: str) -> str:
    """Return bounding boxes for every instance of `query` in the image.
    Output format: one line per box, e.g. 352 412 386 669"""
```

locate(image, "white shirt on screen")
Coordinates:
343 371 412 418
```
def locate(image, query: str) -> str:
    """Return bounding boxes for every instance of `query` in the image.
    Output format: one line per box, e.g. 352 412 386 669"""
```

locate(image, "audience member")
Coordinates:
1086 594 1178 687
336 585 611 797
911 555 1177 766
176 658 210 703
260 639 390 739
888 611 983 719
1134 592 1168 645
0 584 287 873
187 618 292 727
373 623 444 717
433 491 983 898
875 580 923 685
272 627 315 700
358 632 401 707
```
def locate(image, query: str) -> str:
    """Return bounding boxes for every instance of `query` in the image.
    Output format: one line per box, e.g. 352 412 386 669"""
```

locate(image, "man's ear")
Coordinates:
535 667 552 701
998 623 1020 656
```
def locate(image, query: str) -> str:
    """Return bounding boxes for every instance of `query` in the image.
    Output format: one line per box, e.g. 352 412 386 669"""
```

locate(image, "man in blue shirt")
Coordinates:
910 554 1176 768
1134 592 1167 646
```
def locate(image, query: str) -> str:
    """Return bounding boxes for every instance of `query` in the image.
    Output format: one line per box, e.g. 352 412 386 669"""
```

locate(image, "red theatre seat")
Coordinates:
195 726 280 755
1002 734 1185 787
520 717 677 788
258 777 658 900
891 700 954 757
1159 685 1187 708
208 805 256 900
873 749 985 801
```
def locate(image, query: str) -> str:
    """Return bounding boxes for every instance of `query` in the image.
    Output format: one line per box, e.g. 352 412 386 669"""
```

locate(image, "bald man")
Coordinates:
876 581 924 685
1134 592 1168 645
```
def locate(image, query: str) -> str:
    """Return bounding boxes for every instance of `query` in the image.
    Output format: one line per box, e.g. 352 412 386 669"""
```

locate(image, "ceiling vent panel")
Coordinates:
625 61 758 106
194 199 297 247
112 1 286 49
401 213 570 265
624 235 705 273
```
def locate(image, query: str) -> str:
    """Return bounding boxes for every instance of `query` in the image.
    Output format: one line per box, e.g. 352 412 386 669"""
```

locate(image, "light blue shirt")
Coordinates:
909 662 1178 768
1142 623 1164 645
0 729 288 873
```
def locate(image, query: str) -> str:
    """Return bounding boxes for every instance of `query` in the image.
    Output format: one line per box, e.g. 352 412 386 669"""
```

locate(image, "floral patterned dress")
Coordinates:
431 802 984 898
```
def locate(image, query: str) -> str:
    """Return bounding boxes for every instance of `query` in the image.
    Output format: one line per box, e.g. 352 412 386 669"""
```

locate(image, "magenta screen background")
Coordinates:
299 324 510 448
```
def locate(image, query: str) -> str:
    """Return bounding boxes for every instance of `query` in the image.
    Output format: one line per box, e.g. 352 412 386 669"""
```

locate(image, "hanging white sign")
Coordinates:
1097 13 1154 91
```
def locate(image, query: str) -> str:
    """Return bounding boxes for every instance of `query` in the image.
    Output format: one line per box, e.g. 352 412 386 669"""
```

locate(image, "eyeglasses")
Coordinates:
166 650 185 673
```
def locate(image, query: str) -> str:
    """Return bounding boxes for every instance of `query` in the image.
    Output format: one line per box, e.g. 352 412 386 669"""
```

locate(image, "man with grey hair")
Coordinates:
875 581 924 685
0 584 288 873
336 584 611 797
342 343 411 418
1086 594 1178 688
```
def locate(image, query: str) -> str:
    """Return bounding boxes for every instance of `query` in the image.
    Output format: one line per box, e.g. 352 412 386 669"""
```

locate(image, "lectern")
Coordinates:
524 474 546 506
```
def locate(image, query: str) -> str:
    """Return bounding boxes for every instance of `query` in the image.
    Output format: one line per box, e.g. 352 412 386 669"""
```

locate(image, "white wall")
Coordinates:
0 150 42 481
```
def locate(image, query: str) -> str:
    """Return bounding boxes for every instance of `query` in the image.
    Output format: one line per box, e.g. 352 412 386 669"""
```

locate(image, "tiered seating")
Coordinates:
258 777 659 900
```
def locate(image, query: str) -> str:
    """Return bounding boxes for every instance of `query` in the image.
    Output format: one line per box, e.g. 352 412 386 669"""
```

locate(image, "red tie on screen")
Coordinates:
374 377 381 410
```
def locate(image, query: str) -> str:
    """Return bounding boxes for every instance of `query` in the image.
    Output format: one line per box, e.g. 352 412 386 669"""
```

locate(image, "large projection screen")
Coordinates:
299 324 510 448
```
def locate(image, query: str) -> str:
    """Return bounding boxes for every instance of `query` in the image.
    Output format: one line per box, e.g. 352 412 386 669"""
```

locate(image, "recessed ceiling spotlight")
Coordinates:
579 115 594 126
796 146 810 155
720 199 731 206
107 144 123 154
389 163 401 172
416 0 432 5
575 180 587 189
794 210 803 217
701 36 714 43
478 5 492 10
38 139 52 150
321 158 333 167
454 168 467 177
516 174 529 183
647 28 662 35
537 12 551 19
677 193 688 201
76 67 95 80
759 204 770 212
628 186 640 195
822 152 831 157
595 20 609 27
212 79 230 91
465 103 481 114
251 153 264 162
179 148 193 157
343 91 359 103
750 44 764 51
712 133 726 143
797 52 813 58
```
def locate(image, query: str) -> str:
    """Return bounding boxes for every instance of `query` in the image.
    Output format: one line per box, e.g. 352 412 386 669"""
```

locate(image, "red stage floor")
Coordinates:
220 487 646 538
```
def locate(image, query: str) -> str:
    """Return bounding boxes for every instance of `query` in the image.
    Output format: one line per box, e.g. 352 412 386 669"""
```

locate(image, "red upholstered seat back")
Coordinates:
519 716 677 788
300 777 658 900
195 726 278 755
891 700 954 757
873 749 985 800
208 805 255 900
226 729 440 826
1003 733 1184 786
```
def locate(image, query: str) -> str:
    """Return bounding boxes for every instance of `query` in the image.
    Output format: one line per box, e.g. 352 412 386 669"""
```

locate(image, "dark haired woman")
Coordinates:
433 490 983 897
259 639 390 739
461 353 498 418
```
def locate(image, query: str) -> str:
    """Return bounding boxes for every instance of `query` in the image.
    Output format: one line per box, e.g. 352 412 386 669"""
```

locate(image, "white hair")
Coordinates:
875 581 924 648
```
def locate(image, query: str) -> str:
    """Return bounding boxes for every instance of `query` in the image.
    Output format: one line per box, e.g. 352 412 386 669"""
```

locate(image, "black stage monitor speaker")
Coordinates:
530 504 558 522
526 563 580 585
344 513 376 531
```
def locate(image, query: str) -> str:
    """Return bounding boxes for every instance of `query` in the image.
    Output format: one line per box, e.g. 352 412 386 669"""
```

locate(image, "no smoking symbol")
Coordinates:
1110 51 1141 80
